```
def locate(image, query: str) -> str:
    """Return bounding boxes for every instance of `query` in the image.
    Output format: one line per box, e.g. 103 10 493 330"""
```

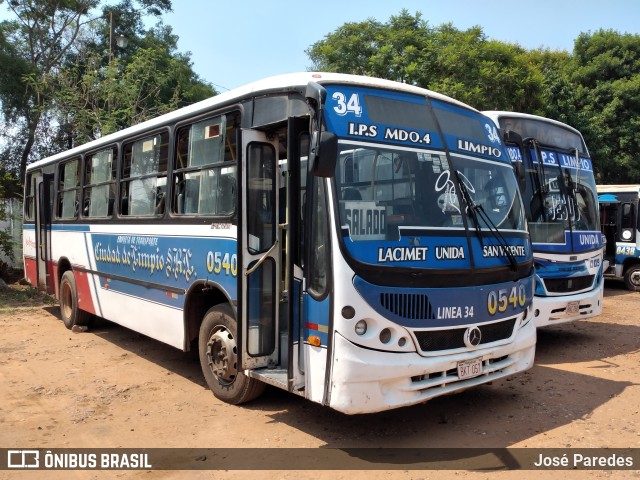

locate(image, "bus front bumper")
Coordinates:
328 320 536 414
532 277 604 328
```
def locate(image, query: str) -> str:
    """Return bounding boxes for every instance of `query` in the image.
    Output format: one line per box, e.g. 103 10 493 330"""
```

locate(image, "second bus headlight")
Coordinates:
355 320 367 336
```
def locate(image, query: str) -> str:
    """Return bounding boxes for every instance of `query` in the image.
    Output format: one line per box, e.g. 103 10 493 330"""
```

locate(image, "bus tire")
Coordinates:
59 271 93 329
198 304 265 405
624 265 640 291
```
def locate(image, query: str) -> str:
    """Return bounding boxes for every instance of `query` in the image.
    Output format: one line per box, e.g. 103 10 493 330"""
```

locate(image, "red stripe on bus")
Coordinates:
306 322 319 331
74 270 96 315
24 257 37 286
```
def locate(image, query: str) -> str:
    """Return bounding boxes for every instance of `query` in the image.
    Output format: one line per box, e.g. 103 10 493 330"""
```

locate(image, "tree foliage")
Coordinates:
307 11 544 112
0 0 215 182
571 29 640 182
308 11 640 183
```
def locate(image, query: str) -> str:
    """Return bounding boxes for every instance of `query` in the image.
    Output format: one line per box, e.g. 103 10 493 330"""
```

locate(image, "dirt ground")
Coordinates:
0 278 638 480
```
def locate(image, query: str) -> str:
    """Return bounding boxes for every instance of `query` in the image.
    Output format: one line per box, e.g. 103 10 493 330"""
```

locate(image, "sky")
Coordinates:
153 0 640 92
2 1 640 92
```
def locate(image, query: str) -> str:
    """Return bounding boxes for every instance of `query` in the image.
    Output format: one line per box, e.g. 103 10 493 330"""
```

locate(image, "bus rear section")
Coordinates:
23 73 536 415
484 112 604 328
597 185 640 291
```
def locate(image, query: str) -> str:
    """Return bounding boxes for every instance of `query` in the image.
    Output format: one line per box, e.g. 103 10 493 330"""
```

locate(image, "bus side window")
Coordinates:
24 171 42 221
56 158 80 220
121 132 168 217
83 147 116 218
172 112 238 217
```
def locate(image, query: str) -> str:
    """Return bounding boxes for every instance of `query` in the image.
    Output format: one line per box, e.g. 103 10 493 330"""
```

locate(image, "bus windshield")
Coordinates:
336 145 524 240
500 116 599 244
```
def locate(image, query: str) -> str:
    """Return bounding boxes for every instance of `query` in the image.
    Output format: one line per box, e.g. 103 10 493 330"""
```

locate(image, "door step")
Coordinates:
247 368 305 397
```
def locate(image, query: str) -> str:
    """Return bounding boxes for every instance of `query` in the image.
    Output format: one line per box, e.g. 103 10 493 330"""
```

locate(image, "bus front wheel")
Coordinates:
59 271 93 329
198 305 265 405
624 265 640 291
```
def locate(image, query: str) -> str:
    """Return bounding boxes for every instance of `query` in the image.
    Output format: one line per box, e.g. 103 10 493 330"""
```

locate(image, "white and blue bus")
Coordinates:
23 73 536 414
484 112 604 327
597 185 640 291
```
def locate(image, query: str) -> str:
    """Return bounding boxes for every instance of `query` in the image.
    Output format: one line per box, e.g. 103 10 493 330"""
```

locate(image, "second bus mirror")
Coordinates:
311 131 337 178
503 129 523 146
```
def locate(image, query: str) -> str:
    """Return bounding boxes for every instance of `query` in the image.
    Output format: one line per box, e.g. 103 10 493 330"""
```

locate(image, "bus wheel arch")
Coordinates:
183 281 230 350
57 257 72 296
198 304 265 404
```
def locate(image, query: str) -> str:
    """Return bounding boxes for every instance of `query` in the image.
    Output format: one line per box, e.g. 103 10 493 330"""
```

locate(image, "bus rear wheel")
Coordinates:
198 304 265 404
624 265 640 291
59 270 93 329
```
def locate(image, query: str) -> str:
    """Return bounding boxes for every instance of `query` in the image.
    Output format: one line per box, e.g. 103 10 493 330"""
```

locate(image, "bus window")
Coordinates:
247 143 276 253
307 177 329 297
121 132 169 216
24 171 41 221
56 158 80 220
173 114 237 216
83 148 116 218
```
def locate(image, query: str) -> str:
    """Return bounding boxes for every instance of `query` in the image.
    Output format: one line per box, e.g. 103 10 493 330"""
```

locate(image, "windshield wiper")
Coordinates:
526 138 549 222
455 170 518 272
454 170 483 243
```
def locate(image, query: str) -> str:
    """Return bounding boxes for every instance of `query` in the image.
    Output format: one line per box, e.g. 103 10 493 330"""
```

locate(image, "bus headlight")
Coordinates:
355 320 367 336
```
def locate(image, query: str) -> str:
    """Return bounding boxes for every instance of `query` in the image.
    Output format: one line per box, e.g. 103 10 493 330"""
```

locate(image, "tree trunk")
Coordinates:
19 109 41 180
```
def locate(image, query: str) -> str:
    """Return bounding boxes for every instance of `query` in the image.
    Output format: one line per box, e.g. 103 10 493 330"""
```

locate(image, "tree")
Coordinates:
0 0 214 183
571 29 640 183
0 0 100 180
54 21 216 144
307 10 545 112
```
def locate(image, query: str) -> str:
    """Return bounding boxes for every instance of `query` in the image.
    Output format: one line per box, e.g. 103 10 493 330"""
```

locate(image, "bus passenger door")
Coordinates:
35 174 54 294
287 117 310 390
239 130 280 370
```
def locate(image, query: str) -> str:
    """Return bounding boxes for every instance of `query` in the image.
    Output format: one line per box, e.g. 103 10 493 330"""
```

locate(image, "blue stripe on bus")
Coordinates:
97 275 185 309
23 223 91 232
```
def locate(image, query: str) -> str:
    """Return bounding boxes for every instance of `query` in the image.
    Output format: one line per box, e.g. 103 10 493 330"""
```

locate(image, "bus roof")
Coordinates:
483 111 582 136
596 184 640 194
27 72 474 171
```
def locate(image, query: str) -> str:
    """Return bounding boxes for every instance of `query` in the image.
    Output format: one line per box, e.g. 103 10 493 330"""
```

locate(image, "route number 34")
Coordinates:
487 285 527 315
332 92 362 117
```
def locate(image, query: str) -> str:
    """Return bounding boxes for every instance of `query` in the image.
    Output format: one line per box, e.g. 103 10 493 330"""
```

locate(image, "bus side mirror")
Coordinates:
305 81 336 177
310 131 337 177
503 129 523 145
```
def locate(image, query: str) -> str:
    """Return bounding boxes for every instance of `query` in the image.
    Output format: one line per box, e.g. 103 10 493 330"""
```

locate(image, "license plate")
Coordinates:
566 301 580 315
457 358 483 380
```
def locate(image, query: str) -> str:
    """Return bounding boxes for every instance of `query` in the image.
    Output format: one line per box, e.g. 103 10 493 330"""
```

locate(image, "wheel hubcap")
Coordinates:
206 327 238 384
631 271 640 286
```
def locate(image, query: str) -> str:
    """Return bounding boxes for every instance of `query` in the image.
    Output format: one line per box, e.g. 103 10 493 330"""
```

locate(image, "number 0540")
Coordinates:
487 284 526 315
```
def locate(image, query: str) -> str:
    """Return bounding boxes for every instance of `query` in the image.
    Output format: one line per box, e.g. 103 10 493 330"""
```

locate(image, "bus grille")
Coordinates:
379 293 434 320
544 275 594 293
414 318 517 352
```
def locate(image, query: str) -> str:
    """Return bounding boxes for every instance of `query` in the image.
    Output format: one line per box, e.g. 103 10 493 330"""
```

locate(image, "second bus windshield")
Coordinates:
500 116 600 242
